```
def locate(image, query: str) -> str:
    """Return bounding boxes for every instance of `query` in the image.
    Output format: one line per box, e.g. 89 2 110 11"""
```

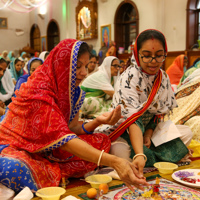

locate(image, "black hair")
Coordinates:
120 60 125 64
90 54 97 60
111 58 118 65
137 30 166 52
14 58 21 65
78 42 91 59
193 57 200 66
30 59 43 67
0 58 7 65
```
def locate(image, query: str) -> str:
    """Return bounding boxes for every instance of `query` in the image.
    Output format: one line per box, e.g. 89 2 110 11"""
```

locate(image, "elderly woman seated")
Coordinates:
80 56 120 118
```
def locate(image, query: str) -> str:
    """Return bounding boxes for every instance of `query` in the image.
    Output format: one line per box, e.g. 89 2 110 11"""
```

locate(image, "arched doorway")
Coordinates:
30 24 41 52
114 0 139 51
186 0 200 49
47 19 60 51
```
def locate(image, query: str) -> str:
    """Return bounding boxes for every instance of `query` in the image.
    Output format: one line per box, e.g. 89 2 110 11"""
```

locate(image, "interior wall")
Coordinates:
0 0 188 54
0 8 29 55
164 0 187 51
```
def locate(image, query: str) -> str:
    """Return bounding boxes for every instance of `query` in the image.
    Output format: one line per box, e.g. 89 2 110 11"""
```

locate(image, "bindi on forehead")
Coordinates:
151 36 154 49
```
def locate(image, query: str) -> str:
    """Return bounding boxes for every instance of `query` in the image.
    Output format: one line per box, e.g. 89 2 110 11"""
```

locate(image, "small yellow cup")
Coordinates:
154 162 178 174
85 174 112 189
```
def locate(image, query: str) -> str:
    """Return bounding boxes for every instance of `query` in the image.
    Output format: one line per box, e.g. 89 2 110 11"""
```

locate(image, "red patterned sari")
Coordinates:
0 39 110 192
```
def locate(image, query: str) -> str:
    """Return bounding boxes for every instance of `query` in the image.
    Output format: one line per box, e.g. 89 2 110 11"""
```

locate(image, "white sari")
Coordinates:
81 56 119 118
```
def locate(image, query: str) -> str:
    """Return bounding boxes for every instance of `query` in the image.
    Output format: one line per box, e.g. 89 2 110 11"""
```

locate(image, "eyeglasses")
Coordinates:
111 64 122 69
139 53 166 63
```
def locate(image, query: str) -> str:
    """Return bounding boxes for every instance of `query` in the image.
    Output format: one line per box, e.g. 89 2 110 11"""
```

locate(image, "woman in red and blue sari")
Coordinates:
0 39 149 193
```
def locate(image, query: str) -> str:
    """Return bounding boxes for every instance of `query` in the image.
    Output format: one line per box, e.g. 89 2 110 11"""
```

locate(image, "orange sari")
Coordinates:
166 54 185 85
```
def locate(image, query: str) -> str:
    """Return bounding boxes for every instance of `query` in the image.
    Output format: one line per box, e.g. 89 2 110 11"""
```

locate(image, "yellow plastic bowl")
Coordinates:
36 187 66 200
154 162 178 174
85 174 112 189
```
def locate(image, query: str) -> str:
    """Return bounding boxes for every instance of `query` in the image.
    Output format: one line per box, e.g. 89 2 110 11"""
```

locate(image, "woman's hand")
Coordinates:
112 157 149 191
143 136 151 148
143 129 153 148
96 105 122 125
132 156 146 178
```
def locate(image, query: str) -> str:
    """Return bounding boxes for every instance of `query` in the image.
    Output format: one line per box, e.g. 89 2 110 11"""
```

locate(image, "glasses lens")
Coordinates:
142 55 165 63
155 55 165 63
142 57 152 63
112 65 121 69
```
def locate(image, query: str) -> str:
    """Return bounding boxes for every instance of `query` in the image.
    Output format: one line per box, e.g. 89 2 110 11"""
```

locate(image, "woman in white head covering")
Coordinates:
1 50 10 62
39 51 49 61
81 56 120 118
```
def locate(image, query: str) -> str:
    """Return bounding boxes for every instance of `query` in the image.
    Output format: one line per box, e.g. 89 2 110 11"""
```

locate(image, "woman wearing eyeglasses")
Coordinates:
81 56 120 118
96 29 191 177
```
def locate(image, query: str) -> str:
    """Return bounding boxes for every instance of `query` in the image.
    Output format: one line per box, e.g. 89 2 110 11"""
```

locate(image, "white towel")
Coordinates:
13 187 33 200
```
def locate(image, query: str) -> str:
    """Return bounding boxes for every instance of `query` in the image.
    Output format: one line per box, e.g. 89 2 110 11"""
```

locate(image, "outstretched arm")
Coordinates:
69 105 122 134
129 123 146 178
60 137 149 191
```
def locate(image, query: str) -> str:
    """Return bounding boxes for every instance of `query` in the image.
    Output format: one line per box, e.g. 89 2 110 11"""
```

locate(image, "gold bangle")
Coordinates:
97 150 104 166
133 153 147 161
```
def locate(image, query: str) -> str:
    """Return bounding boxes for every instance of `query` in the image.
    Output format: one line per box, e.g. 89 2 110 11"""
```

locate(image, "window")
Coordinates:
197 0 200 40
47 20 60 51
114 0 139 51
30 24 41 52
186 0 200 49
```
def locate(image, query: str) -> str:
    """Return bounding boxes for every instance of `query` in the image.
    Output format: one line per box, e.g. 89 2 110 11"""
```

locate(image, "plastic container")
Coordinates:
85 174 112 189
36 187 66 200
154 162 178 174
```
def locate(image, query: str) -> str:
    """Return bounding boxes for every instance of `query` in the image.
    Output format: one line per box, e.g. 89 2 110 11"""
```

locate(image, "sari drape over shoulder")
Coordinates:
96 30 188 166
80 56 119 118
0 39 111 192
166 54 185 85
9 58 24 81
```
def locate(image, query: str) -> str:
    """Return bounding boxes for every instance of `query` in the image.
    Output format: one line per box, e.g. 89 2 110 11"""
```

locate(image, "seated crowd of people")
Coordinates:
0 29 199 196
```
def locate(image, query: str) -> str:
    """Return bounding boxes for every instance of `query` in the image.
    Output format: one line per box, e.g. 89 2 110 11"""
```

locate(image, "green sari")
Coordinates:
121 112 189 167
178 61 200 87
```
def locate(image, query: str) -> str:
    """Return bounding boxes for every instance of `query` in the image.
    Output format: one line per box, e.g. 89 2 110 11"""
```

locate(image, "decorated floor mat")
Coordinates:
78 176 200 200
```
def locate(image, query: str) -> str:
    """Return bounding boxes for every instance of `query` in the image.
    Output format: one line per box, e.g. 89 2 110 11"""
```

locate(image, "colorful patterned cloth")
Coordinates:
178 60 200 86
0 39 111 192
166 68 200 147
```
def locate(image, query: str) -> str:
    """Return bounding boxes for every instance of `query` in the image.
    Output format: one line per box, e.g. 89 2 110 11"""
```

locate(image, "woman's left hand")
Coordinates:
132 156 146 178
96 105 122 125
143 136 151 148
